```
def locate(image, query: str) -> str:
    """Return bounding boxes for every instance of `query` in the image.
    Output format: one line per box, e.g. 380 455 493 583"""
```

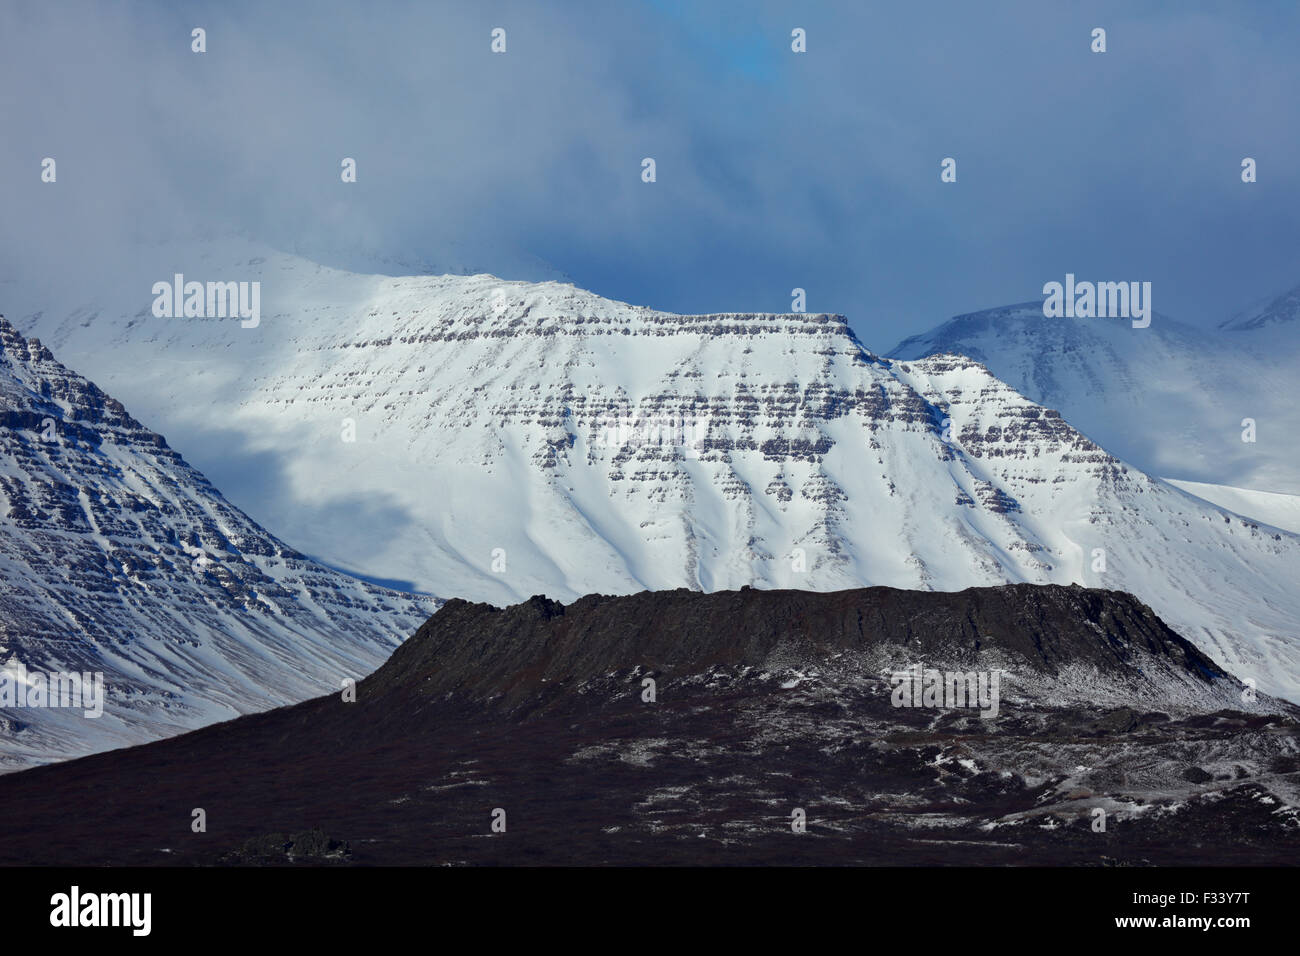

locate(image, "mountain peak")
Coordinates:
1220 280 1300 331
0 312 51 364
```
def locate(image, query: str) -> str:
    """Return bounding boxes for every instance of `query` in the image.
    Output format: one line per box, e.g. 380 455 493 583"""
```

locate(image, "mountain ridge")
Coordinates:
8 245 1300 703
1220 280 1300 332
0 312 435 770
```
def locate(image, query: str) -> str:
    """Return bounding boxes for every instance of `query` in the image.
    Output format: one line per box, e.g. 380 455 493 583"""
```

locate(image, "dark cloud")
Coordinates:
1 0 1297 348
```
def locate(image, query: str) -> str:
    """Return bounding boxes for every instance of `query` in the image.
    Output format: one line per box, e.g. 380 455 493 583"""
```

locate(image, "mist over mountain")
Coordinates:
890 298 1300 497
1220 280 1300 333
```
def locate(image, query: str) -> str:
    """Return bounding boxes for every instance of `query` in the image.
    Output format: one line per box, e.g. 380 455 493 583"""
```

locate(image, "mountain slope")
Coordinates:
1165 479 1300 536
9 246 1300 702
890 301 1300 496
0 315 434 770
1221 280 1300 332
0 585 1294 866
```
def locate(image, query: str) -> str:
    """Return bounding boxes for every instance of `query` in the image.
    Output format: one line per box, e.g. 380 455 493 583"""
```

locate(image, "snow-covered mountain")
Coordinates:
8 243 1300 703
0 314 434 770
1221 280 1300 332
890 300 1300 497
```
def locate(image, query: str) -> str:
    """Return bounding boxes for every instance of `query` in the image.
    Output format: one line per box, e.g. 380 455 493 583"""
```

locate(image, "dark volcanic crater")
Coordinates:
0 583 1296 865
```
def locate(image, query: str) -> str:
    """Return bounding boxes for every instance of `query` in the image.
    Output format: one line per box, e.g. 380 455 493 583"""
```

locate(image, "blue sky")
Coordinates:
2 0 1297 348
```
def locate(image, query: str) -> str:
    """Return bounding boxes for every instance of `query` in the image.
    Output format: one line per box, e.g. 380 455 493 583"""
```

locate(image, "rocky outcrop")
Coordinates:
0 583 1292 866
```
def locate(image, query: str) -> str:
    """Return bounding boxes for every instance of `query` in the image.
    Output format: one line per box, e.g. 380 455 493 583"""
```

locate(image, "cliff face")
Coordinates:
0 584 1293 866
